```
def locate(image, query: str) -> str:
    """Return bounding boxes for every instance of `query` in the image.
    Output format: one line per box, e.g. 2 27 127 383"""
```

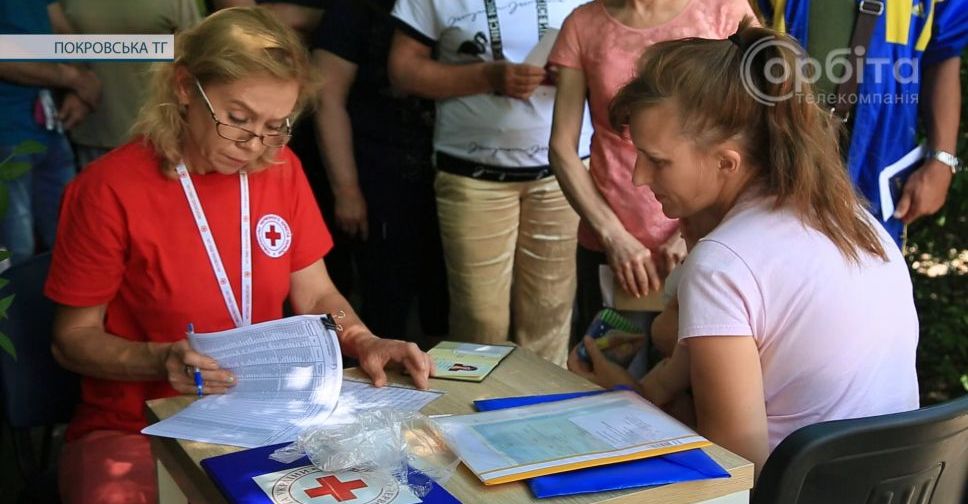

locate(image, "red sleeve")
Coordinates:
44 171 129 307
548 9 583 70
285 149 333 272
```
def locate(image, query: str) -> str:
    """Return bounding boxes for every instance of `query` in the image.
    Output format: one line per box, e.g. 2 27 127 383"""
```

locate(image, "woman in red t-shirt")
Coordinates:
44 8 433 503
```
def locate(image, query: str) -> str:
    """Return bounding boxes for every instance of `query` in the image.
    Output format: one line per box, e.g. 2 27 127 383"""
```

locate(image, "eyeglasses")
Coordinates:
194 79 292 147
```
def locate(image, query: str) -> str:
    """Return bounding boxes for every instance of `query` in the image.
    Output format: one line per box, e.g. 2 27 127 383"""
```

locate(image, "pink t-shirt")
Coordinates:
548 0 754 251
678 195 920 451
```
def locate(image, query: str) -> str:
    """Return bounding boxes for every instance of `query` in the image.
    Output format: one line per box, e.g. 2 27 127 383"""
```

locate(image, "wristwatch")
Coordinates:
926 149 963 175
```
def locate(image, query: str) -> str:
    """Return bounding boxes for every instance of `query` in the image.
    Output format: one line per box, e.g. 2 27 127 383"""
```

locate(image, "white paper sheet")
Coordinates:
878 145 925 221
524 28 559 67
142 315 445 447
326 379 444 426
143 315 344 447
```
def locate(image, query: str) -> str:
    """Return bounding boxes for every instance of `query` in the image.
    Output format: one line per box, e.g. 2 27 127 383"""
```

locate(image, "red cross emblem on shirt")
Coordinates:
264 225 282 246
304 475 367 501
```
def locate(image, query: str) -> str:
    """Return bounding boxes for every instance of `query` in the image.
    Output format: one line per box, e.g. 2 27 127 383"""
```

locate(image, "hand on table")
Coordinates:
355 334 433 390
163 340 235 395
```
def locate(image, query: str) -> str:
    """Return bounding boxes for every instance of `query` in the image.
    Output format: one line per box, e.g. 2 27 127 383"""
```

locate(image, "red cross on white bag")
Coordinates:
304 475 367 501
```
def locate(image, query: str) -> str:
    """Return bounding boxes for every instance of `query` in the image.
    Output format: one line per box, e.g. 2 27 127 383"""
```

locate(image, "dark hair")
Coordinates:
609 17 886 263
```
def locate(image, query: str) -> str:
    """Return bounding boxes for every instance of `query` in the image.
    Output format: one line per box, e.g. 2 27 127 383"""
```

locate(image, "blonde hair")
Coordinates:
132 7 317 171
609 17 886 263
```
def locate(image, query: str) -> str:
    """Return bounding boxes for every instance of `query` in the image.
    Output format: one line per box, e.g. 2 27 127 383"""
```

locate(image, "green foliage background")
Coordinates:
0 139 48 360
906 51 968 404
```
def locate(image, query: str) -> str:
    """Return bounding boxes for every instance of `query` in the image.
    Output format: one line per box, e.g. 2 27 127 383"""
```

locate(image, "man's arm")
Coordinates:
894 56 962 223
0 62 81 89
312 49 368 239
263 3 323 36
289 259 432 389
47 2 74 34
388 30 545 100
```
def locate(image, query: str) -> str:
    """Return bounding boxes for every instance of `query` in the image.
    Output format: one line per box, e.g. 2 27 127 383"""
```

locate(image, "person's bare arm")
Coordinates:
689 336 770 479
0 62 101 109
288 259 432 388
51 305 234 393
549 66 660 296
650 298 679 357
313 49 368 239
894 56 961 223
47 2 74 34
263 3 323 36
388 30 545 100
640 346 690 407
0 62 79 89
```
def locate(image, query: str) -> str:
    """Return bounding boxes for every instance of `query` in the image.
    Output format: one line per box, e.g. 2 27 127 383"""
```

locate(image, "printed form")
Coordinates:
142 315 442 447
434 390 710 485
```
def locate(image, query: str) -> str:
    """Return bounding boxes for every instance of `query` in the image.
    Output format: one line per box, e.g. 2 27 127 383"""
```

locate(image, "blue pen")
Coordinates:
187 323 203 397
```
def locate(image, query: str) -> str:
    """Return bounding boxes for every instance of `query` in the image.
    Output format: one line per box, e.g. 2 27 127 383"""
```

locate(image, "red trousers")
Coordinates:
59 430 157 504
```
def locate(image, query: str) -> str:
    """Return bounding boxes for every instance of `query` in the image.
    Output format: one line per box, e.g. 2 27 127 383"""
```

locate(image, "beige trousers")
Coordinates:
435 171 579 365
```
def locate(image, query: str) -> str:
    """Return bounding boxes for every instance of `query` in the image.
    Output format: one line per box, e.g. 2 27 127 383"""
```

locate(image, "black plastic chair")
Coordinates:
0 252 79 502
752 394 968 504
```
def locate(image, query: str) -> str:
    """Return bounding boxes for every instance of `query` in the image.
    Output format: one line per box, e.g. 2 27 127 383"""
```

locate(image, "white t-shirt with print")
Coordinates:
392 0 592 168
677 195 920 451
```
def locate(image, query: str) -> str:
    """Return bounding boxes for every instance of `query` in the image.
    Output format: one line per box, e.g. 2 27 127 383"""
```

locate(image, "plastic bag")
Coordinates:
270 409 459 498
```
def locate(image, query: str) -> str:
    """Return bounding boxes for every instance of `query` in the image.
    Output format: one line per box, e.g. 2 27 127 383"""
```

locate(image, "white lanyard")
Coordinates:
175 163 252 327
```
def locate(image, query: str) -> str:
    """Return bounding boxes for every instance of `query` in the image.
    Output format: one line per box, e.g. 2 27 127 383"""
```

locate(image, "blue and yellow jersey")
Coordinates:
757 0 968 243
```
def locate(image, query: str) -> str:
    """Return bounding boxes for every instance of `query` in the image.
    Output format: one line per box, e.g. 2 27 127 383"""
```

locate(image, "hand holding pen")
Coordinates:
188 323 203 397
162 325 236 396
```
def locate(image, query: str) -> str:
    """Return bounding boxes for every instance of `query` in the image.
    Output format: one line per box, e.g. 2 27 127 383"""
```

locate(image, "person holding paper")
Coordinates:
388 0 592 365
757 0 966 245
569 19 919 478
43 8 432 503
547 0 756 342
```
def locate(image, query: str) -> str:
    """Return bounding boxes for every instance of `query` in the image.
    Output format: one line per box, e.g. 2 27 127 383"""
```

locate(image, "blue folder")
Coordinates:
474 388 731 499
201 442 460 503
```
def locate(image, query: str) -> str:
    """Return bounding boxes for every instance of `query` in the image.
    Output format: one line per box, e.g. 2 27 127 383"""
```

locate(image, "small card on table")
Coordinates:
429 342 514 382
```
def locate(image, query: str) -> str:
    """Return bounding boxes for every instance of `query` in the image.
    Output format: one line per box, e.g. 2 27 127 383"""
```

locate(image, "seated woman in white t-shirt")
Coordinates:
567 18 920 478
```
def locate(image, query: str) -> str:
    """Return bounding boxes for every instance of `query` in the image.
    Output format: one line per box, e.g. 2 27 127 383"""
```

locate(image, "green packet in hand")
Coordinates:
577 308 643 363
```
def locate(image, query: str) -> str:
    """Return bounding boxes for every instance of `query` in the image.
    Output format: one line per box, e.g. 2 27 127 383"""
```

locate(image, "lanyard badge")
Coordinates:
176 163 252 328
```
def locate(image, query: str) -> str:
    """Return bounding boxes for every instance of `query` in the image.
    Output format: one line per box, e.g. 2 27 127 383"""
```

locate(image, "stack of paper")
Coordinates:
433 390 710 485
142 315 442 447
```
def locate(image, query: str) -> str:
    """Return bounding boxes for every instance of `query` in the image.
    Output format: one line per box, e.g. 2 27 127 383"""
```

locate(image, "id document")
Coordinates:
428 341 514 382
